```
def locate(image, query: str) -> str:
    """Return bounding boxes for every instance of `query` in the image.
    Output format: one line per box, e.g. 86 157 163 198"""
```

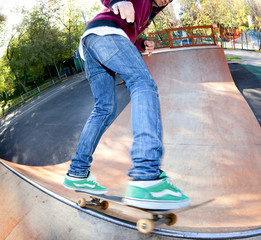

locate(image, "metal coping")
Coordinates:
1 159 261 239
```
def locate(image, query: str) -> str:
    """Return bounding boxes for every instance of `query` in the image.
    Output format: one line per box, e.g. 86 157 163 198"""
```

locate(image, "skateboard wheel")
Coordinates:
137 219 154 234
77 198 86 207
101 200 109 210
165 213 178 226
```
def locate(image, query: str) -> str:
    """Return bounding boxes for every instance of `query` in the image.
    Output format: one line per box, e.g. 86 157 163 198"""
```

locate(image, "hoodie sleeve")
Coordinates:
101 0 126 9
135 38 146 52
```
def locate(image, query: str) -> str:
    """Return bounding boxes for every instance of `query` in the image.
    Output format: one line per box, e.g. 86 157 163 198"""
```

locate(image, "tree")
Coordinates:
2 5 67 94
0 10 6 51
0 10 5 25
178 0 201 26
4 33 29 94
246 0 261 29
48 0 101 59
0 0 102 100
0 60 15 105
140 3 177 44
178 0 258 29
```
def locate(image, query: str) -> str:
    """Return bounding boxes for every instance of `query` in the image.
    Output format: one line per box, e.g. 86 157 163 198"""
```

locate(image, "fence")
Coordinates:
149 25 261 51
1 74 67 116
149 25 221 49
220 28 261 50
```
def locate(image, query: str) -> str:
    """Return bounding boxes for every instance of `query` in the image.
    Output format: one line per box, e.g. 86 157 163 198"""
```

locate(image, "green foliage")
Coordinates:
247 0 261 29
2 6 67 94
0 11 6 49
178 0 201 26
49 0 87 57
178 0 259 29
141 4 177 42
0 0 101 102
0 11 6 24
0 0 259 104
0 60 14 104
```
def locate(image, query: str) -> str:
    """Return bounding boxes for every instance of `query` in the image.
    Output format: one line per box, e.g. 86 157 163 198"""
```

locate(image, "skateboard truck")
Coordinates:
77 196 177 234
136 212 177 234
76 191 212 234
77 197 109 210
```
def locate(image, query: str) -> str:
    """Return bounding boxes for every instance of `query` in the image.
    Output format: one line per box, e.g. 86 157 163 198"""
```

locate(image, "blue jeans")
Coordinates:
68 34 163 180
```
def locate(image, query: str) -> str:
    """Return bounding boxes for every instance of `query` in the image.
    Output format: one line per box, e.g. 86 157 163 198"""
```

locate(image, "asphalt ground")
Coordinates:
0 49 260 166
229 63 261 126
225 49 261 126
0 73 130 166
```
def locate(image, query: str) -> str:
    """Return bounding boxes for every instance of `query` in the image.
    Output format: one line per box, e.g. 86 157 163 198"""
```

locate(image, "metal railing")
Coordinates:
149 25 221 49
220 28 261 50
1 74 67 117
149 24 260 51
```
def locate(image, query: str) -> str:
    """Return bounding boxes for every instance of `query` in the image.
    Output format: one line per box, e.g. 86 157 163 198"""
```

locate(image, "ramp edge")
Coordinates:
1 159 261 240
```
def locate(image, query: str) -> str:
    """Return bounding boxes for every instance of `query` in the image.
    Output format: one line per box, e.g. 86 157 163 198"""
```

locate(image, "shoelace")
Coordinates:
88 174 99 185
166 177 174 186
166 177 182 192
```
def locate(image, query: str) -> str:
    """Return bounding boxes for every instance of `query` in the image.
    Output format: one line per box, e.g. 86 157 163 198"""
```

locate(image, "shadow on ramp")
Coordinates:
1 46 261 239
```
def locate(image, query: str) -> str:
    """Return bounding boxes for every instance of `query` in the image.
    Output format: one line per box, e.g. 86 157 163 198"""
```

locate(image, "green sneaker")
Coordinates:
63 172 107 194
123 171 190 210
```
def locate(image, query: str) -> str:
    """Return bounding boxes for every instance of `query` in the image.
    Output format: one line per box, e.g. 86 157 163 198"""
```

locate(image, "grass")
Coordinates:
226 56 243 60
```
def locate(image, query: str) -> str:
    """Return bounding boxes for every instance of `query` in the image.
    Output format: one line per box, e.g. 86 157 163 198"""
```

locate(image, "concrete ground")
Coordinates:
224 49 261 66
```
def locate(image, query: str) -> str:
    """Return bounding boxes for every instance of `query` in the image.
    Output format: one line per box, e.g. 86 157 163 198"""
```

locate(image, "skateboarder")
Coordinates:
64 0 190 210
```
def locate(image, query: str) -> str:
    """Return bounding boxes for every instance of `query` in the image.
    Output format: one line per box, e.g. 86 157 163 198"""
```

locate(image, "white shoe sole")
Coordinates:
63 183 107 195
123 197 191 210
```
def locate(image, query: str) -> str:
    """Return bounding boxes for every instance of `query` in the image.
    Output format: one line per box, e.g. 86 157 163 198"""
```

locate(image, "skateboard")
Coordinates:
76 191 187 234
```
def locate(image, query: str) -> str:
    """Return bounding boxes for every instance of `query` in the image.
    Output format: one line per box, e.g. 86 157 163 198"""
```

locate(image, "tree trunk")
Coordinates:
47 65 52 79
17 76 29 96
9 65 29 95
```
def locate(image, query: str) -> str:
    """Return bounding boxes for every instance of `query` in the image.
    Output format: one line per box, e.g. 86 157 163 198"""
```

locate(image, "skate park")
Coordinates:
1 43 261 239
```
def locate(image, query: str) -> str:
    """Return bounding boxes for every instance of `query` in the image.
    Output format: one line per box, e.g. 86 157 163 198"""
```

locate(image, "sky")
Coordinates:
0 0 37 26
0 0 38 56
172 0 181 19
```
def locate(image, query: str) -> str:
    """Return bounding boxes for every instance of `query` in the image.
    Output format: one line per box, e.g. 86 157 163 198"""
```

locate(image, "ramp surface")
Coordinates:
1 46 261 239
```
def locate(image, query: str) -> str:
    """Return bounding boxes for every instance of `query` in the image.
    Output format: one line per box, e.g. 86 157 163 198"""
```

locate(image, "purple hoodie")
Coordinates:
85 0 164 51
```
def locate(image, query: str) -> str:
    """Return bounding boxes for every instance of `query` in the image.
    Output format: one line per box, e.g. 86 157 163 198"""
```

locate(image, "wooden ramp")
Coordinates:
1 46 261 239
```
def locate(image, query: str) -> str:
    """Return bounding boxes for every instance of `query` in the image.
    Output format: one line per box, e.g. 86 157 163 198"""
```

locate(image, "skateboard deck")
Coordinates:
75 190 211 234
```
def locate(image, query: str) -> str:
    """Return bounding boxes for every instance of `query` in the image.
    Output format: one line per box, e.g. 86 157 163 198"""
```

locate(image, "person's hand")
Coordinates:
144 40 155 56
111 1 135 23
